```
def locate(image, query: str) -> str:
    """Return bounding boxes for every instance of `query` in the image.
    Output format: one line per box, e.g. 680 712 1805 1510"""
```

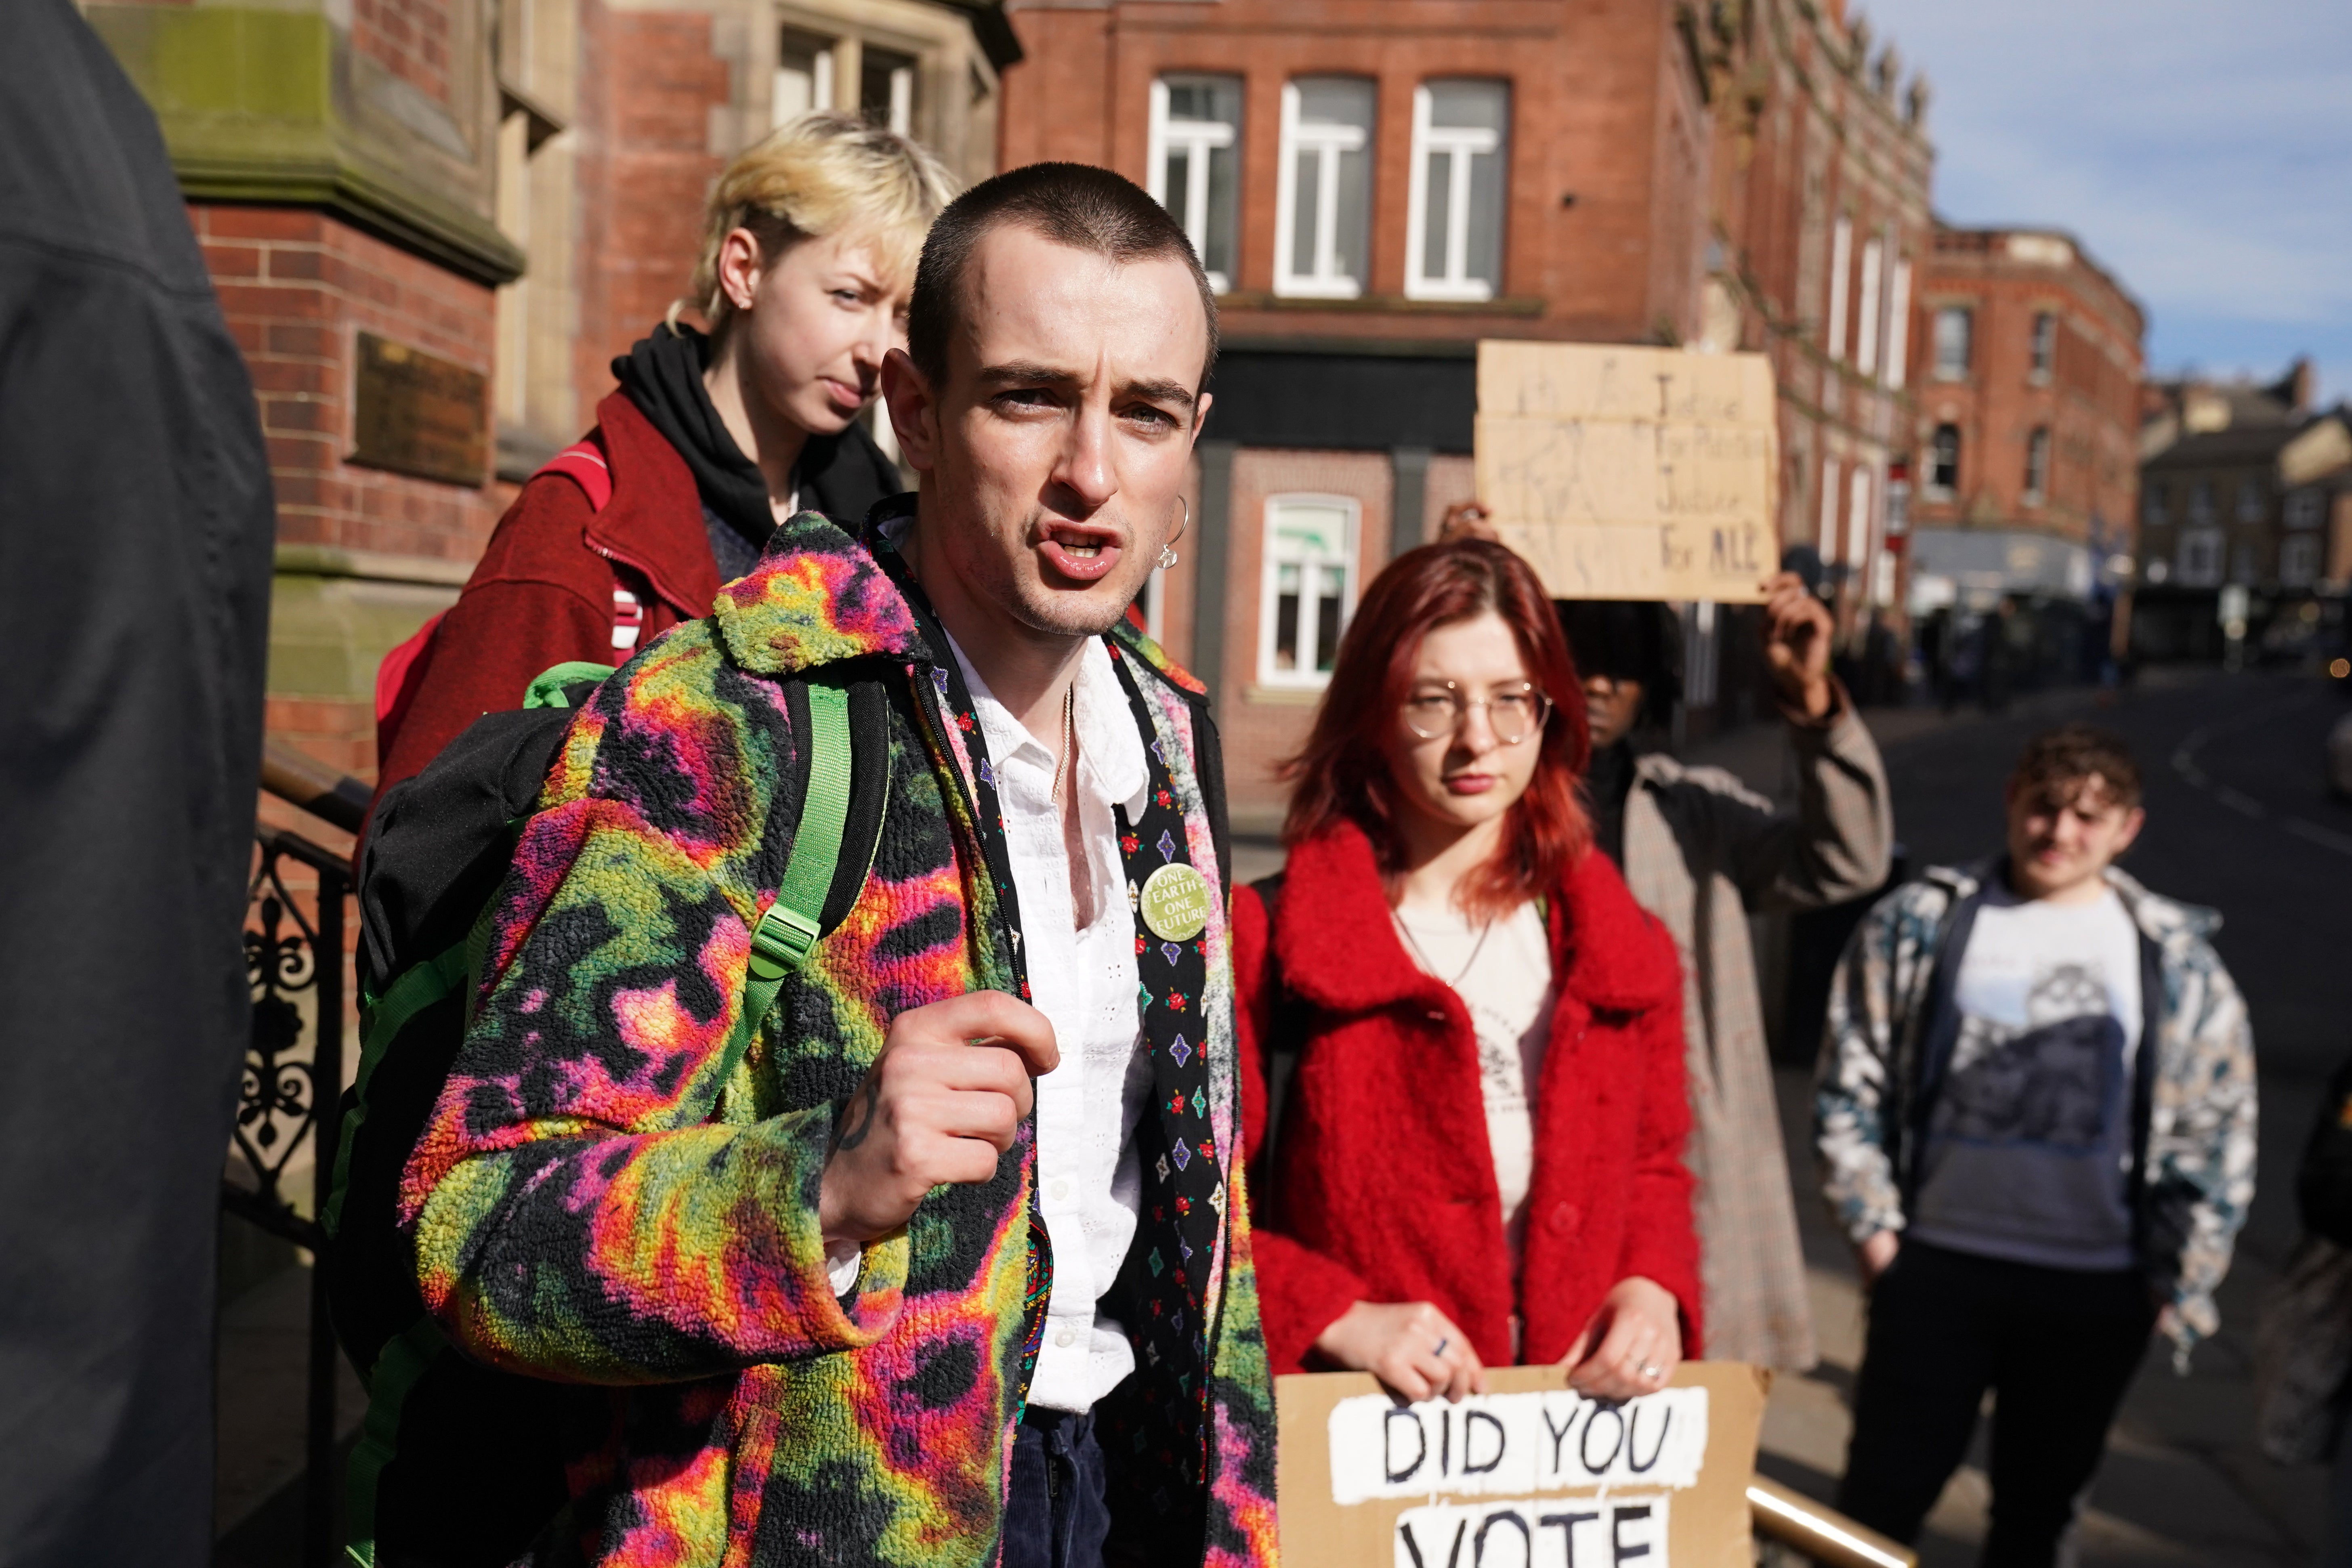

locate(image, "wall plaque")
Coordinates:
351 332 488 487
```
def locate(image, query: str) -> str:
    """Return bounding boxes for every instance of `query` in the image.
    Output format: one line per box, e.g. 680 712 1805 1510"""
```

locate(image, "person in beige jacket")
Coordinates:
1568 579 1891 1370
1437 509 1893 1369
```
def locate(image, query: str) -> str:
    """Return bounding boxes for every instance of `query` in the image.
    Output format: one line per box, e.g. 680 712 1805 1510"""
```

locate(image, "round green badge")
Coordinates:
1139 863 1211 943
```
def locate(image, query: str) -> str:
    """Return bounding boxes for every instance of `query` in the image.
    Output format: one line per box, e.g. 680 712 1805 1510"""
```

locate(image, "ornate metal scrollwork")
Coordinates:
235 856 322 1211
228 830 347 1251
226 818 351 1566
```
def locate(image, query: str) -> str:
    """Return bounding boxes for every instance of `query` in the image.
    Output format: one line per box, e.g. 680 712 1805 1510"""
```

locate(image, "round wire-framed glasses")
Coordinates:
1401 681 1554 745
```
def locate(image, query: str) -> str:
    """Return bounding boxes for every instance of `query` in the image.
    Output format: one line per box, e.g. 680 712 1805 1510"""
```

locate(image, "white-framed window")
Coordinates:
1854 236 1884 378
1817 453 1841 548
2177 528 2223 588
2287 488 2326 529
775 29 835 123
1825 216 1852 361
1275 78 1374 299
2188 479 2216 526
1927 423 1960 497
1845 463 1873 565
2141 481 2168 526
1932 306 1971 380
2236 477 2268 524
1257 494 1359 686
2024 426 2051 504
1405 80 1508 302
2283 533 2323 588
1148 75 1241 293
861 46 916 134
2029 311 2057 380
1884 256 1912 389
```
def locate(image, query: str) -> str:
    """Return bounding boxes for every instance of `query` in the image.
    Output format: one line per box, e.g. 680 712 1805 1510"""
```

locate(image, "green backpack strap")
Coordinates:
710 677 876 1089
341 1314 448 1568
523 661 616 710
342 673 882 1562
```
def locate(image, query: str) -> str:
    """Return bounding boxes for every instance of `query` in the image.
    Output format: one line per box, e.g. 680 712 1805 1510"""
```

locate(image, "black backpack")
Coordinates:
326 661 886 1566
1249 871 1312 1172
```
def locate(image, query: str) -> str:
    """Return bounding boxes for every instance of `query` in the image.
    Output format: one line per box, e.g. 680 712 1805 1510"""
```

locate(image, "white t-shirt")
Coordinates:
1910 885 2146 1270
1391 898 1558 1262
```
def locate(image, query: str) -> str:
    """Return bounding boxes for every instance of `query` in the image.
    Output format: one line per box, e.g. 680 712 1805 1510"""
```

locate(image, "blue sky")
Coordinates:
1858 0 2352 405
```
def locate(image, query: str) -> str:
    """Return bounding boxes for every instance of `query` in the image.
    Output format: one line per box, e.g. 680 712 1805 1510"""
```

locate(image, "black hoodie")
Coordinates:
613 323 904 575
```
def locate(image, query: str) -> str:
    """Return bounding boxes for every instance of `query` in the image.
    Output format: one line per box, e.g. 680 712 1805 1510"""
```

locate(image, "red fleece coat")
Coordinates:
1234 820 1702 1376
376 392 716 795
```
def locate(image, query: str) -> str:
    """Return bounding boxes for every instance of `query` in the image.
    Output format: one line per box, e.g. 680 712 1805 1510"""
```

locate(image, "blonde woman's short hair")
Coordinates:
678 111 958 336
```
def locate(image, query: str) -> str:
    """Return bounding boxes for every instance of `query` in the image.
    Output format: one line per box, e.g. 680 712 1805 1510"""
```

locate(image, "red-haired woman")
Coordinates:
1236 539 1700 1403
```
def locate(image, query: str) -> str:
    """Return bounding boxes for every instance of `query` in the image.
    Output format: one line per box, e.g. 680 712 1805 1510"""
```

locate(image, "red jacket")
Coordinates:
1234 820 1702 1376
376 392 720 795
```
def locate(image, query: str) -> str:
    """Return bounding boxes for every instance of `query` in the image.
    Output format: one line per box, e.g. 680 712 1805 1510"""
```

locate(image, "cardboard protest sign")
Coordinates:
1474 341 1779 604
1277 1362 1770 1568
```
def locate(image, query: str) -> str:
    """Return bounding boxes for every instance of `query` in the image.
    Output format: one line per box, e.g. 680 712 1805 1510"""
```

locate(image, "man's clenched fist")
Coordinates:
816 990 1060 1245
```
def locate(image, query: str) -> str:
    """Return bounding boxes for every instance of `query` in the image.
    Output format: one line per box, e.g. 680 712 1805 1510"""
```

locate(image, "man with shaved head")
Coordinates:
401 164 1274 1567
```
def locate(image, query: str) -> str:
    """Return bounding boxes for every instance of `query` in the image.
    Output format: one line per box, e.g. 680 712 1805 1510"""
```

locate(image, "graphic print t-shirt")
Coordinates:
1908 886 2146 1270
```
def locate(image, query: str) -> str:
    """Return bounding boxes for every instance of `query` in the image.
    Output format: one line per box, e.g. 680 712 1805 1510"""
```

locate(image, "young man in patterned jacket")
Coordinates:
401 163 1277 1568
1814 723 2255 1563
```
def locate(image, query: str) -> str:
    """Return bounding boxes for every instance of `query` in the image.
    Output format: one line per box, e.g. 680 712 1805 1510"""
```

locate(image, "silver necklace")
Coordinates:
1394 907 1496 988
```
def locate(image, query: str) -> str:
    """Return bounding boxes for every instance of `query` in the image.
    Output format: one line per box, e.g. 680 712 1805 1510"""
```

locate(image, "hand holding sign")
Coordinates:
1561 1275 1684 1401
1315 1300 1490 1404
1760 570 1836 721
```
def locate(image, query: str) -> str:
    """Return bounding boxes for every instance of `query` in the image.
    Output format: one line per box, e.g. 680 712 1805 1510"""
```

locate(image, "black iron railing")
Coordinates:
227 743 367 1567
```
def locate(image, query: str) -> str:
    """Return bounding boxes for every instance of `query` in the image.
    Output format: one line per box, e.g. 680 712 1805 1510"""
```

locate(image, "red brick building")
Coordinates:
92 1 525 799
96 0 1014 813
1702 3 1933 666
1903 226 2144 664
999 0 1934 815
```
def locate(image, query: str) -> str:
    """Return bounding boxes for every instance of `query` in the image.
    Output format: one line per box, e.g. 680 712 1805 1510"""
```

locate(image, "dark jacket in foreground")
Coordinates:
1233 823 1702 1376
0 1 275 1556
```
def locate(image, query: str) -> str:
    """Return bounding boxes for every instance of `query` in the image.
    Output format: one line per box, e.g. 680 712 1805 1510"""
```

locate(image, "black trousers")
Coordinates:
1003 1407 1110 1568
1836 1240 2159 1567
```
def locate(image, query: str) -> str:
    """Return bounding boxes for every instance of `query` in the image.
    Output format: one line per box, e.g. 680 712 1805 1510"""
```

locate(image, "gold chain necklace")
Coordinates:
1050 680 1077 806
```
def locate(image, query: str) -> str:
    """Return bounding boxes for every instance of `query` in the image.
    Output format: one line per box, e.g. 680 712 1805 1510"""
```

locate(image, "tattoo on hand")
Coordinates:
831 1077 880 1154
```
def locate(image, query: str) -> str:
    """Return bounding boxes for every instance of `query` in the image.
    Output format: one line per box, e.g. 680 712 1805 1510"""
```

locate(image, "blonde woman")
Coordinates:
378 112 956 791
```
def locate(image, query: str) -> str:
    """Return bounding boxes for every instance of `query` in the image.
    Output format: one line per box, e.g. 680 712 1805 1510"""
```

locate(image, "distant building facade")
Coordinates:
96 0 1012 798
1904 227 2144 611
998 0 1935 817
1702 1 1933 661
2134 363 2350 663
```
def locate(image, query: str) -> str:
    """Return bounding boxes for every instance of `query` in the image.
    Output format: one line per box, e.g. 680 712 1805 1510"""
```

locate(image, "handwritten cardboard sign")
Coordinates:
1474 342 1779 604
1278 1363 1769 1568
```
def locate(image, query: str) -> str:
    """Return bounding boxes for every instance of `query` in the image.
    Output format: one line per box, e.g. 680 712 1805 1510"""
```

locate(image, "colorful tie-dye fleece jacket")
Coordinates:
399 511 1279 1566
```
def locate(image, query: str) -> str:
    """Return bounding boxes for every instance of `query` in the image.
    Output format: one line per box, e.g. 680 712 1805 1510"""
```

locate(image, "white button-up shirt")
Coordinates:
946 631 1154 1414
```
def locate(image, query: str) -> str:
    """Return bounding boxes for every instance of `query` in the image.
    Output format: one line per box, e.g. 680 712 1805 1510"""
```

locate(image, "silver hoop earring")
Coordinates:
1158 497 1187 571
